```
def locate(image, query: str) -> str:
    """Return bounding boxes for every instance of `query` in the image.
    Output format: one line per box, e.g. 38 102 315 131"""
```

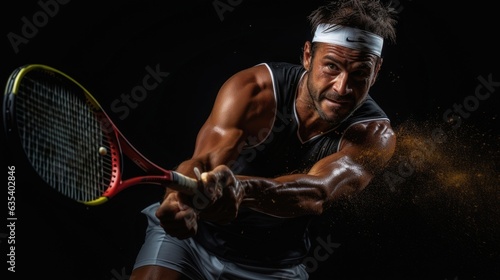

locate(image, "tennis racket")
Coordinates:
3 64 198 206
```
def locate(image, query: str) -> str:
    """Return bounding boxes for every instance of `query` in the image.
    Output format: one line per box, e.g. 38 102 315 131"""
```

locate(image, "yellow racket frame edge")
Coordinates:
82 197 109 206
11 64 101 110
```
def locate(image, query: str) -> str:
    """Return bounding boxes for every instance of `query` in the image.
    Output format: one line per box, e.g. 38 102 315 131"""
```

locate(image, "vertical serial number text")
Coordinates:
7 165 17 272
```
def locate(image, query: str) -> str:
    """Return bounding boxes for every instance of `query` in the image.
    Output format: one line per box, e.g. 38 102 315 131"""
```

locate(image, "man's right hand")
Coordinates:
155 191 198 239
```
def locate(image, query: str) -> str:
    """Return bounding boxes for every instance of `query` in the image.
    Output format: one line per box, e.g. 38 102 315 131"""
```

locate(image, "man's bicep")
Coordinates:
190 74 267 168
338 120 396 174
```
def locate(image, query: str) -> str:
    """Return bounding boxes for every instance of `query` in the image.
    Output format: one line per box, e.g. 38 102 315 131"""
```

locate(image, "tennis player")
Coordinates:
131 0 398 279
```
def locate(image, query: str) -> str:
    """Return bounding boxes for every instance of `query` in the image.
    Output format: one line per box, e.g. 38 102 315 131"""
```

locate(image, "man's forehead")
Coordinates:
316 43 378 65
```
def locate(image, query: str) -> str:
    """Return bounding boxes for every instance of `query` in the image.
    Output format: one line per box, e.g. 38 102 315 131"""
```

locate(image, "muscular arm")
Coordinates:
155 64 274 234
165 64 275 195
239 120 396 217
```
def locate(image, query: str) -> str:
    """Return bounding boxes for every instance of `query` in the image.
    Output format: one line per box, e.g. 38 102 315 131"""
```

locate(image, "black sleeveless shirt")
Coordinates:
194 62 389 267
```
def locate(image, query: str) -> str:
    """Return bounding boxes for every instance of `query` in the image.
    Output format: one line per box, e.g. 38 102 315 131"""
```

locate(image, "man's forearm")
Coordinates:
238 175 331 218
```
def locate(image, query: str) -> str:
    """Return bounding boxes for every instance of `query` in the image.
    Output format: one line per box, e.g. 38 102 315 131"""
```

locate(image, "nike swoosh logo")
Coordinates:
346 37 366 43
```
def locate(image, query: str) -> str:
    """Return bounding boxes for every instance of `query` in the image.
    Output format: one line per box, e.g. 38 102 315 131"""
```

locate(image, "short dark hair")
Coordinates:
308 0 398 44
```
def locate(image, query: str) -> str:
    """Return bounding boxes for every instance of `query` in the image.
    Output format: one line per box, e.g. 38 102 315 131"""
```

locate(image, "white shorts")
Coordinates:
133 202 309 280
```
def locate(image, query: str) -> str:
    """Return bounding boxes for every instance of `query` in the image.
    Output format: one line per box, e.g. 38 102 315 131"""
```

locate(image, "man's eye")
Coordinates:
325 64 341 73
327 64 338 70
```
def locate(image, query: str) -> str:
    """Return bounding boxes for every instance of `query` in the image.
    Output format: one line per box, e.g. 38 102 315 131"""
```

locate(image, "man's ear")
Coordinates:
302 41 312 71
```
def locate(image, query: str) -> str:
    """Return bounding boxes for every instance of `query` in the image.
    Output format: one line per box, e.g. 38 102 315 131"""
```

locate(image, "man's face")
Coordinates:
304 42 381 125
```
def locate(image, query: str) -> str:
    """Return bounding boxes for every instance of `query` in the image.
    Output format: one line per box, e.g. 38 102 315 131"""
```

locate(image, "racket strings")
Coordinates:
16 75 113 202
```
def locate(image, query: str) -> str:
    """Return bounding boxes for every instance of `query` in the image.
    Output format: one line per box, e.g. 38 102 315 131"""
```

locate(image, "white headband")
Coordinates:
312 24 384 57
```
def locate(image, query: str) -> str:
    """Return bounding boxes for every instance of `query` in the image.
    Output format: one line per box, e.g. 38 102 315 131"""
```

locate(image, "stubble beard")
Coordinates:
306 79 346 127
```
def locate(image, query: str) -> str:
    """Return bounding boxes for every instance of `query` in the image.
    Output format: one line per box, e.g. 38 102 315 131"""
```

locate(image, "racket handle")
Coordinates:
171 171 198 194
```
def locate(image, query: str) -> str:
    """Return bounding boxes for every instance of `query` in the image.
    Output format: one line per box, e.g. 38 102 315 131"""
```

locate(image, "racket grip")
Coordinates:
171 171 198 195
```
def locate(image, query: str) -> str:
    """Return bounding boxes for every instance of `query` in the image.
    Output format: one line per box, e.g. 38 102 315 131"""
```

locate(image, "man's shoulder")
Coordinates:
263 61 304 71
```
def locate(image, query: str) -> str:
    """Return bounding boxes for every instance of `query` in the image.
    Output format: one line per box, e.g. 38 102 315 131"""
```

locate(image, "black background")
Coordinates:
1 0 499 279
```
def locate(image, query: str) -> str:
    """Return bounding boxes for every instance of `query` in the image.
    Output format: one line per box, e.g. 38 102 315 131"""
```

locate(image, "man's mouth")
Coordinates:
324 96 351 105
